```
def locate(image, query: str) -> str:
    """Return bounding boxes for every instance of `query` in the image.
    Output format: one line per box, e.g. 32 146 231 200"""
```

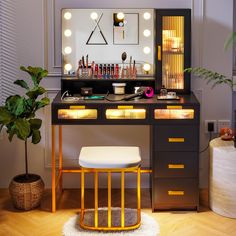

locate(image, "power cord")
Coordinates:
199 131 213 153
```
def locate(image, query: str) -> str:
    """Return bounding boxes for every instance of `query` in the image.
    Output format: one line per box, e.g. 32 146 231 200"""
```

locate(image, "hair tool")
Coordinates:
105 87 154 102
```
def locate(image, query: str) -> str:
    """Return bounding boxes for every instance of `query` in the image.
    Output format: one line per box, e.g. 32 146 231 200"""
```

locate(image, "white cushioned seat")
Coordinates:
79 146 141 169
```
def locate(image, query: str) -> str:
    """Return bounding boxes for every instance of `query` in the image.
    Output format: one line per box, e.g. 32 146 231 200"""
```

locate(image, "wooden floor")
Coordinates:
0 189 236 236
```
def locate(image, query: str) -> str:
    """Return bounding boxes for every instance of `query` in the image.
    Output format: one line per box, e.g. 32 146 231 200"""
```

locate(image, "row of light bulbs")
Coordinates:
63 11 152 72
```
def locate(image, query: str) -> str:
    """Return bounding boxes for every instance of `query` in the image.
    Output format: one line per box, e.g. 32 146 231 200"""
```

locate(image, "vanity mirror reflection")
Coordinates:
61 9 154 78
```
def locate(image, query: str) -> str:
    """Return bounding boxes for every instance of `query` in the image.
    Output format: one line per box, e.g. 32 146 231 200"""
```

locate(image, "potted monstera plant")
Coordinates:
0 66 50 210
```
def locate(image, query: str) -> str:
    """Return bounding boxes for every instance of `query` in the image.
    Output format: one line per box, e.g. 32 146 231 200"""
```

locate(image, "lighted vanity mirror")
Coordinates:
62 9 154 77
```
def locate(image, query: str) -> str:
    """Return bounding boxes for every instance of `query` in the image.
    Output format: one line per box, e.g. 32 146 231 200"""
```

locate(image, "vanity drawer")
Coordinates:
153 152 198 178
103 105 150 124
152 178 198 210
154 125 199 151
153 104 200 125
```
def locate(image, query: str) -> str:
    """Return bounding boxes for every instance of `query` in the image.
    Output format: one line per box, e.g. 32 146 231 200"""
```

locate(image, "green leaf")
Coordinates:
224 32 236 51
7 125 17 141
0 107 14 124
35 97 50 110
15 118 30 140
14 80 29 90
32 129 41 144
29 118 42 130
26 86 46 99
6 95 25 116
0 124 4 133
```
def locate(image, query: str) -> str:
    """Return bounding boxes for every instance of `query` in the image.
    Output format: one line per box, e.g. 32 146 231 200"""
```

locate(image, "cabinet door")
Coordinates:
156 9 191 94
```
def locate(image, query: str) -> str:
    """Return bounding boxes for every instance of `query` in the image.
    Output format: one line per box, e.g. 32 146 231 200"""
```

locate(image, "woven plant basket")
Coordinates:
9 174 44 211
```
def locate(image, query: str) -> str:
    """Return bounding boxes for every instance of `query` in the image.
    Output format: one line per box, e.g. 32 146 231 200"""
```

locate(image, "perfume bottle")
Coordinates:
160 85 167 96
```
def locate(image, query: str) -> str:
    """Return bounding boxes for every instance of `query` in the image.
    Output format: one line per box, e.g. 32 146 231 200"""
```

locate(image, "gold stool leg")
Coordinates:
137 167 141 223
121 170 125 228
108 171 112 228
80 169 85 224
94 171 98 227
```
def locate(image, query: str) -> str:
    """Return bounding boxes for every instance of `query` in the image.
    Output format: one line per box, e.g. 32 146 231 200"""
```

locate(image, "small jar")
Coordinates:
112 83 126 95
160 85 167 96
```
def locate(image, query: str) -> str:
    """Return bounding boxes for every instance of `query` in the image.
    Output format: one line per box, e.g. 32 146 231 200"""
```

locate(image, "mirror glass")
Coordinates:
62 9 154 77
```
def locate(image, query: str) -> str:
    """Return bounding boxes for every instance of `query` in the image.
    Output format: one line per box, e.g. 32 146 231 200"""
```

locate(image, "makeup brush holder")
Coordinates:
77 67 92 78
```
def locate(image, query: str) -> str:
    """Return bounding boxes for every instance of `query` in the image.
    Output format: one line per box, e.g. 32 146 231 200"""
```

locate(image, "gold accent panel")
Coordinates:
168 138 185 142
155 109 194 119
58 109 97 119
168 164 185 169
70 105 86 109
168 190 185 196
117 105 134 109
166 105 183 109
106 109 146 119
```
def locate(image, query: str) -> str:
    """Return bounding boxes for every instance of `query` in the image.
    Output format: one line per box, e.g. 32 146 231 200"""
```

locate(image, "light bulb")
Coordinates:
64 63 72 71
117 12 125 20
64 12 72 20
143 46 151 54
143 63 151 72
64 29 72 37
64 47 72 54
143 12 151 20
143 29 151 37
90 12 98 20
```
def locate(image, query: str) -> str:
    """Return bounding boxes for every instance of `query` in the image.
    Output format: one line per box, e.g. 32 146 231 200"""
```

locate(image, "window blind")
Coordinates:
0 0 18 105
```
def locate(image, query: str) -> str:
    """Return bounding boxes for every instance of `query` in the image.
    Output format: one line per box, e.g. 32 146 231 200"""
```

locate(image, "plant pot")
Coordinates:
9 174 45 210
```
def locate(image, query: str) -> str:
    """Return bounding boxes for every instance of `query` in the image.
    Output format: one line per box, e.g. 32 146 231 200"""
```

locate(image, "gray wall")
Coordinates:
0 0 234 189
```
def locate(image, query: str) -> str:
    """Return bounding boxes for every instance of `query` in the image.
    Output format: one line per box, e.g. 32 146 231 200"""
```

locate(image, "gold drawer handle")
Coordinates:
168 138 185 142
158 45 161 61
117 105 134 109
167 105 183 109
168 164 185 169
70 105 85 109
168 191 184 196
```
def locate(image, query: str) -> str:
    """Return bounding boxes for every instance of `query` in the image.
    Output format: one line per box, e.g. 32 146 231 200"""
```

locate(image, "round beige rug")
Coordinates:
63 208 160 236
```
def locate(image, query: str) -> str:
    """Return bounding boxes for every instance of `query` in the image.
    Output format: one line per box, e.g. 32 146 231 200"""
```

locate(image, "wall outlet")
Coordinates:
205 120 217 133
218 120 231 133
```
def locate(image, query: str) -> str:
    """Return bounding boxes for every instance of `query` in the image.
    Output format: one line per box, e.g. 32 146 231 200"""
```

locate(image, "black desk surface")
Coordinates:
52 91 200 106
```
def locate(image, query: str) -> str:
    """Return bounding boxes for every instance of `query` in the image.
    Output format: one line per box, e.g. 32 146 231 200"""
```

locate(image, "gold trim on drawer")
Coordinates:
167 105 183 109
117 106 134 109
168 138 185 142
69 105 85 109
168 191 184 196
168 164 185 169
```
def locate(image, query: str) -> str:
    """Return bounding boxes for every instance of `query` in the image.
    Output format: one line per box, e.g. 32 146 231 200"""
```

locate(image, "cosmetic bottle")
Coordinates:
107 64 110 79
98 64 102 78
160 85 167 96
103 64 106 79
94 64 98 77
111 64 114 78
115 64 119 79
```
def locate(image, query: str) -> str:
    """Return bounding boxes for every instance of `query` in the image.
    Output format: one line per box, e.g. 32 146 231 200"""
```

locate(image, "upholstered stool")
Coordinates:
79 146 141 231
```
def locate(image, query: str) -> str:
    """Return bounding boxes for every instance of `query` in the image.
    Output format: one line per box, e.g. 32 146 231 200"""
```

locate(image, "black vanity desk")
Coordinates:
51 92 200 212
